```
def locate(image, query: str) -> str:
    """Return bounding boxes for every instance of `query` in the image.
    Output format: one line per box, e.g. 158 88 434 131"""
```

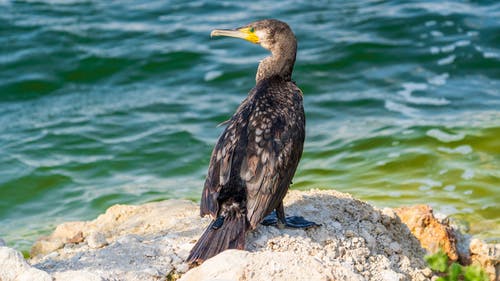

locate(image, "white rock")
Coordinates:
179 250 248 281
379 269 402 281
0 246 52 281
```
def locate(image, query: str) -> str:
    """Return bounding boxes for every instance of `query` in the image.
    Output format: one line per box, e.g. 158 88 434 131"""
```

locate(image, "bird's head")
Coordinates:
210 19 296 54
211 19 297 82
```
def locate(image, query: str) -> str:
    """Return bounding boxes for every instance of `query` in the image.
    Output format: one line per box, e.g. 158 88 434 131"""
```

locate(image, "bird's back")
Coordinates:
201 75 305 229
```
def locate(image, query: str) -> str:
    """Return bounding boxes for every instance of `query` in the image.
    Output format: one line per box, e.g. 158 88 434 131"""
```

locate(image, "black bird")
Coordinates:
187 19 318 264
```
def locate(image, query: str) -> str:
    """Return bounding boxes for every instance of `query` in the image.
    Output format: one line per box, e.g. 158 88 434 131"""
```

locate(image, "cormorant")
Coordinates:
187 19 318 264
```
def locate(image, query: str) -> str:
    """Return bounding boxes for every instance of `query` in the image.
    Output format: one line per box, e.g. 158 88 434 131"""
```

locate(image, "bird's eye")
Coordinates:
250 27 255 33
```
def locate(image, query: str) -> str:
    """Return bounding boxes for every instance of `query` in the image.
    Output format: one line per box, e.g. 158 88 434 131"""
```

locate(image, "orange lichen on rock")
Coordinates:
394 205 459 261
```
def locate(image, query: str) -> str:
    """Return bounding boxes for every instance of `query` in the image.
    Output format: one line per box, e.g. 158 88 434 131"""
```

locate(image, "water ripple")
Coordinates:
1 0 499 250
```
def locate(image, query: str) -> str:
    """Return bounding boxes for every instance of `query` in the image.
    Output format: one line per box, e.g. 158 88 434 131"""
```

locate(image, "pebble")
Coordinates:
380 269 402 281
87 232 107 249
375 224 387 235
175 262 190 273
355 263 364 272
345 230 355 238
381 211 396 226
422 267 433 277
45 251 60 259
389 242 401 253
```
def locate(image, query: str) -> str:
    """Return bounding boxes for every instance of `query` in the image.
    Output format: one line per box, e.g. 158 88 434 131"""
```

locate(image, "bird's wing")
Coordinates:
200 121 239 218
242 106 304 229
200 95 253 218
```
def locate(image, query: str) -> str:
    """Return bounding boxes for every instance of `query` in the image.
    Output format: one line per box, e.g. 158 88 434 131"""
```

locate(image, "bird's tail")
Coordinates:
187 210 246 265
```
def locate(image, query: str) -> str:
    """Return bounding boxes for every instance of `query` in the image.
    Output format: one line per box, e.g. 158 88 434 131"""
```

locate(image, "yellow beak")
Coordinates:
210 27 260 44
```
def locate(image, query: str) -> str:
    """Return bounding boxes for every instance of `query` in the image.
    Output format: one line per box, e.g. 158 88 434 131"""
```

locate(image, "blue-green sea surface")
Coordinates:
0 0 499 252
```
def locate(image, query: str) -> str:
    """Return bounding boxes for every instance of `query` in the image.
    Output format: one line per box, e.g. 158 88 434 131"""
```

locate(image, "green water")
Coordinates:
1 1 499 252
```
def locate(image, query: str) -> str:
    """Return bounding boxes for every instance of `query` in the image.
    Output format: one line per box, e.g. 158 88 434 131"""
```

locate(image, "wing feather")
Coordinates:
200 125 239 218
200 97 252 218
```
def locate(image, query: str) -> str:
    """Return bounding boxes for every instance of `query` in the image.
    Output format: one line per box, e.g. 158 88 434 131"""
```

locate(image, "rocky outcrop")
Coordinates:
26 190 431 281
30 199 198 280
0 189 497 281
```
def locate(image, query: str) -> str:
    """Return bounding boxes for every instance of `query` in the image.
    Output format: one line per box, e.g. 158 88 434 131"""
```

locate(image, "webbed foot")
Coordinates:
261 210 320 229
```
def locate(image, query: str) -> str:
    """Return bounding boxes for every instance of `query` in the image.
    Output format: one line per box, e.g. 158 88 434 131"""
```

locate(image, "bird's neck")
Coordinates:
256 45 296 83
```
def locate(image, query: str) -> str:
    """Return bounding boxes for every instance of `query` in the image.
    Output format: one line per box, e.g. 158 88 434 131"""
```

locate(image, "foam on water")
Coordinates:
461 169 474 180
427 73 449 86
437 145 473 155
443 185 456 192
384 100 419 117
426 129 465 143
437 54 456 65
204 70 223 81
482 51 499 59
397 82 450 105
406 179 443 189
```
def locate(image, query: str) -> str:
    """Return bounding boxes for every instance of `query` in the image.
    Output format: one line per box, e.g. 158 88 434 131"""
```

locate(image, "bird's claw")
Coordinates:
261 210 320 229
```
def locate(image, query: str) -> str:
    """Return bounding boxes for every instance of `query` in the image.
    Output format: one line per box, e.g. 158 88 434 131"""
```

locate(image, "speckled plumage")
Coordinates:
201 76 305 229
188 19 307 264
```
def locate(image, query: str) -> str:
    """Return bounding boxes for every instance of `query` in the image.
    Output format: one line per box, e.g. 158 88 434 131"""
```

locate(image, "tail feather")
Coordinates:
187 214 246 264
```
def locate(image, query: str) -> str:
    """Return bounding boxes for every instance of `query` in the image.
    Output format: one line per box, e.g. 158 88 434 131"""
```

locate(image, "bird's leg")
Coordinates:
275 202 287 229
261 201 320 229
261 210 278 226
